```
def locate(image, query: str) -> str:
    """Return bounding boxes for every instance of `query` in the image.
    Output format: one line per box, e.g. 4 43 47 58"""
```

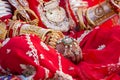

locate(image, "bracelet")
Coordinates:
13 7 39 26
43 30 64 48
77 8 88 30
0 22 7 40
85 1 117 28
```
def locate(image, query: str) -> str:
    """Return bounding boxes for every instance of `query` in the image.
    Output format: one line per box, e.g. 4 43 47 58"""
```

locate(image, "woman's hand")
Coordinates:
56 36 82 64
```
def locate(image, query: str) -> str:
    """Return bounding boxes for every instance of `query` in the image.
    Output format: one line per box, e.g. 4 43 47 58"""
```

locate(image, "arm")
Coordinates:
77 0 120 29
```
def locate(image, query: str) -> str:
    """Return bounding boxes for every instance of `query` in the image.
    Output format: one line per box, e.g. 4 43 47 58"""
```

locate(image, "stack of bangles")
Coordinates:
4 20 64 48
77 0 120 30
0 22 7 40
9 0 39 26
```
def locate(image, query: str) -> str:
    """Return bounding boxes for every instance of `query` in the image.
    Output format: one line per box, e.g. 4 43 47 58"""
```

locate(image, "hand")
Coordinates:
56 36 82 64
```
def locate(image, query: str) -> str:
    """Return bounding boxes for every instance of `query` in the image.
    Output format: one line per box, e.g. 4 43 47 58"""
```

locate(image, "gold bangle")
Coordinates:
12 21 21 37
0 22 7 40
13 7 39 26
47 30 64 48
38 28 53 41
85 1 117 27
86 7 96 26
77 8 87 30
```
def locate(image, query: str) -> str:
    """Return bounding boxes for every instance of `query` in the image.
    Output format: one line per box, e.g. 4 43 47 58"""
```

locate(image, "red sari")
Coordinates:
0 0 120 80
0 34 79 80
76 25 120 80
0 25 120 80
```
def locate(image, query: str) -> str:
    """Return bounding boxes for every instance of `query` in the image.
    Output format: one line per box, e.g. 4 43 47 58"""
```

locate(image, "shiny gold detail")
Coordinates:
0 22 7 40
86 1 117 27
77 8 87 30
45 31 64 48
12 20 65 48
13 7 39 26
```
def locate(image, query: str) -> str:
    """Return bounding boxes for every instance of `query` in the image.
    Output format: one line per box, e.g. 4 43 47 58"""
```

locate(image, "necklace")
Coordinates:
38 0 70 32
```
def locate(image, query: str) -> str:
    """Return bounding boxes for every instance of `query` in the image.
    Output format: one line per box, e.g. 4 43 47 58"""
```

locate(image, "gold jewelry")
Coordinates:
37 0 70 32
56 36 82 64
8 20 20 37
8 0 39 25
13 7 39 26
77 8 87 30
46 31 64 48
0 22 7 40
85 1 117 28
37 28 53 41
9 20 64 48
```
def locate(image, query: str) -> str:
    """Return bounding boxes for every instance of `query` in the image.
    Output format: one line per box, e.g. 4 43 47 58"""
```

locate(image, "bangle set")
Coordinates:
8 0 39 26
7 20 64 48
77 0 119 30
0 21 7 40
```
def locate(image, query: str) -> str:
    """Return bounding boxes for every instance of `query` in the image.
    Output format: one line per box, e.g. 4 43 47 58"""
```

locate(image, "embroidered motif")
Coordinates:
107 63 119 74
6 49 11 54
25 35 39 65
96 57 120 75
97 44 106 50
40 42 50 51
40 54 45 59
26 51 33 57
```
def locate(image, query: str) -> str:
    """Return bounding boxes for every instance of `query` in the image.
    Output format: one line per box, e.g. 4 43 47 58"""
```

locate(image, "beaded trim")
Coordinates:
25 34 39 65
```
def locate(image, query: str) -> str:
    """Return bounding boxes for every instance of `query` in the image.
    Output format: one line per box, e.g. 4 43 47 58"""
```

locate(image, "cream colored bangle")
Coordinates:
85 1 117 28
13 7 39 26
38 28 53 41
77 8 87 29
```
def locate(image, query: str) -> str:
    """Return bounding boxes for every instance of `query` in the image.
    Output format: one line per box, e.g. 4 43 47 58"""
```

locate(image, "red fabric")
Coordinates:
76 25 120 80
0 14 12 21
0 0 120 80
26 0 48 28
1 25 120 80
0 35 79 80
